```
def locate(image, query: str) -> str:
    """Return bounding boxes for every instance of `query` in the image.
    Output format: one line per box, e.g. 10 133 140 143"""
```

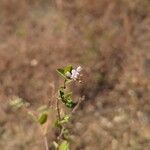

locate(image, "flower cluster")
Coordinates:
66 66 82 80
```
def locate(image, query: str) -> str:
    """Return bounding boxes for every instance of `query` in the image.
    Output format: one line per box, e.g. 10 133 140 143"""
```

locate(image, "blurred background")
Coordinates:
0 0 150 149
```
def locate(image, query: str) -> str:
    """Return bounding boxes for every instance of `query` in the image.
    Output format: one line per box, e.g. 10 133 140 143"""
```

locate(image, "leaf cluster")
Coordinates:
59 89 76 109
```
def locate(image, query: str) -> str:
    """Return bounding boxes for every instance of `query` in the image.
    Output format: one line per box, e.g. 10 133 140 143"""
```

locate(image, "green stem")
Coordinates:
56 98 61 120
63 79 67 89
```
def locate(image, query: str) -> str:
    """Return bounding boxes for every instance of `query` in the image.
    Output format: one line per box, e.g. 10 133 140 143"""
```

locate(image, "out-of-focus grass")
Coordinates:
0 0 150 149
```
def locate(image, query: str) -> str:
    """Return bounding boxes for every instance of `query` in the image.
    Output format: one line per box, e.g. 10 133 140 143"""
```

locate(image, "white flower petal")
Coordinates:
71 67 82 80
76 66 82 72
71 69 76 75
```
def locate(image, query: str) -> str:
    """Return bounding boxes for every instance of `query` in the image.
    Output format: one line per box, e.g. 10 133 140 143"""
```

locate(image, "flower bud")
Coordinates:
66 71 71 78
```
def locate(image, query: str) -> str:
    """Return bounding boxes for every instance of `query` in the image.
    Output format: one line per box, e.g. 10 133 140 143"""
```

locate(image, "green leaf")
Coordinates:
57 68 66 79
57 65 73 80
38 113 48 125
55 115 70 127
59 89 76 108
66 100 76 108
64 92 72 99
58 140 69 150
59 89 65 103
64 65 72 74
60 115 70 124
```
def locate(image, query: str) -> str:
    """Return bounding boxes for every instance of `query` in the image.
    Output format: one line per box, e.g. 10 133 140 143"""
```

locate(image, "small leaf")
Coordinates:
57 65 73 80
64 92 72 99
58 140 69 150
56 68 66 79
60 115 70 124
60 89 65 98
64 65 72 74
38 113 48 125
55 115 70 127
66 101 76 108
59 90 76 108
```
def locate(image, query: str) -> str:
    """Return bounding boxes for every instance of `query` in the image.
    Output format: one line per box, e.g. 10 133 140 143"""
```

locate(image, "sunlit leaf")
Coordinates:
58 140 69 150
64 65 72 74
55 115 70 127
59 115 70 124
57 65 73 80
57 68 66 79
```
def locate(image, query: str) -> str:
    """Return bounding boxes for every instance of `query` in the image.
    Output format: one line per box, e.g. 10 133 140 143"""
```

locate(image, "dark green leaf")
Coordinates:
59 90 76 108
59 89 65 103
66 101 76 108
56 68 66 79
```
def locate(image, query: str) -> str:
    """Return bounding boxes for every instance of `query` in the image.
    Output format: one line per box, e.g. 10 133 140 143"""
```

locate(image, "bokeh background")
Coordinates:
0 0 150 149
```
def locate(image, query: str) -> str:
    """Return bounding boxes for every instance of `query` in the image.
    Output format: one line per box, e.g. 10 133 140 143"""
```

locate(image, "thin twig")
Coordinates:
63 79 67 89
57 126 65 140
71 96 85 114
56 80 67 120
44 135 49 150
40 126 49 150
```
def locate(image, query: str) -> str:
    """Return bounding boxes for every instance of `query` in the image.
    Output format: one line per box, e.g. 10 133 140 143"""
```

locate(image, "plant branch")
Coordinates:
57 126 65 140
40 126 49 150
71 96 85 114
63 79 67 89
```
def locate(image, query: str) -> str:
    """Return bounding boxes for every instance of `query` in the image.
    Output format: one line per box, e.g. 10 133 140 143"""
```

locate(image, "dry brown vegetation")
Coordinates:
0 0 150 149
